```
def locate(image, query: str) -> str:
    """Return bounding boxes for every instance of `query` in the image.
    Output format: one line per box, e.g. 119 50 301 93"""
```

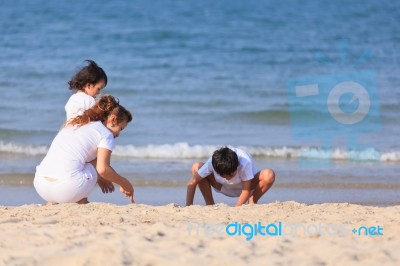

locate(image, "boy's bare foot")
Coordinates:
248 196 255 204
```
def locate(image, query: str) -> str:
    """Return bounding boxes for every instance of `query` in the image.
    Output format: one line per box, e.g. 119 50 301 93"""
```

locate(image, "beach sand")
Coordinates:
0 202 398 266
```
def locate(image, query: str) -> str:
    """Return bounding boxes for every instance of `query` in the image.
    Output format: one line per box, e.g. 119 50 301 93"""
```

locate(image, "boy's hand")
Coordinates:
130 194 134 203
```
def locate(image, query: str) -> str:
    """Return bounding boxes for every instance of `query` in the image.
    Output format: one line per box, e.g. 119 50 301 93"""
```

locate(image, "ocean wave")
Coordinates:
113 143 217 159
115 143 399 162
1 141 399 162
0 141 48 156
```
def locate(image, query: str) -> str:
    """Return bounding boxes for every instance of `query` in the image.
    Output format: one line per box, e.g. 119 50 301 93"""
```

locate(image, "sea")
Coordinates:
0 0 399 206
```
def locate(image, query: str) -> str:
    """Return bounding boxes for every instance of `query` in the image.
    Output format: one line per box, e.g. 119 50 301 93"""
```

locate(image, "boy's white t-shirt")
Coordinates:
197 147 256 191
65 91 96 120
36 121 114 180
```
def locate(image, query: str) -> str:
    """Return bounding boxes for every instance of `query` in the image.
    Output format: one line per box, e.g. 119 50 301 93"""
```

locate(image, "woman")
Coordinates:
34 95 134 204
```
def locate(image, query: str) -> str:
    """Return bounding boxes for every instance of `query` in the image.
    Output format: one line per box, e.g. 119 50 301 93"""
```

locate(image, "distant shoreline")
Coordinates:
0 185 398 207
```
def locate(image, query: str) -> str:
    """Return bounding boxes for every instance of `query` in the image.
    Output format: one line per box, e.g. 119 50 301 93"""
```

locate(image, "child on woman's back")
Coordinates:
65 60 108 121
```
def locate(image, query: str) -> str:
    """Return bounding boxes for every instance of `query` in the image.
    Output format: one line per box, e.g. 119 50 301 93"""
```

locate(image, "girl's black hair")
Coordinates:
68 60 107 91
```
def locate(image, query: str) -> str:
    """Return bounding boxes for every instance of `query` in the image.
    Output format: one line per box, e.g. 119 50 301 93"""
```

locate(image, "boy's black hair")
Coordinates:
211 147 239 176
68 60 108 91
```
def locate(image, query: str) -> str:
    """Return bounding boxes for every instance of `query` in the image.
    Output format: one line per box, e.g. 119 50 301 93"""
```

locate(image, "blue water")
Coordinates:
0 0 399 205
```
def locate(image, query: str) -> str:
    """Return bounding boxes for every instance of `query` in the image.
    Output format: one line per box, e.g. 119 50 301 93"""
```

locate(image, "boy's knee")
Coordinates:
188 162 204 186
192 162 204 172
261 169 275 185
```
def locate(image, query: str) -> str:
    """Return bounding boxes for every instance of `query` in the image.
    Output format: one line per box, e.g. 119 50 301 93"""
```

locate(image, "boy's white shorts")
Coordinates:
213 183 255 197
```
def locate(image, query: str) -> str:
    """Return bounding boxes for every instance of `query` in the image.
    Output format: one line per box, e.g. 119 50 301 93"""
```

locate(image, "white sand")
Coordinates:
0 202 398 266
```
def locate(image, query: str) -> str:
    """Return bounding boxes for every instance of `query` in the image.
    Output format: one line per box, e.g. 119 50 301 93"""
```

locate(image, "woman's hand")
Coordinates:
120 182 134 203
97 177 115 194
97 148 134 203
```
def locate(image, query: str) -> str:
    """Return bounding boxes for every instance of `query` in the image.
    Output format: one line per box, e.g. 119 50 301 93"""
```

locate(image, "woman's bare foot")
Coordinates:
76 198 89 204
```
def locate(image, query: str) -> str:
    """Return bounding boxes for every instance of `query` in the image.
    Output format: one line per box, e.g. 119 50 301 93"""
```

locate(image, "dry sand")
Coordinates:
0 202 399 266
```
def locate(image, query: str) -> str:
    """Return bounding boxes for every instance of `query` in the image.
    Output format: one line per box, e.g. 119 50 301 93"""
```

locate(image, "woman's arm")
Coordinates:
96 147 134 203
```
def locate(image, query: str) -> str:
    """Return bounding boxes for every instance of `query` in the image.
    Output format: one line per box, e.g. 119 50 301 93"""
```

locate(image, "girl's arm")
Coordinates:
96 147 134 203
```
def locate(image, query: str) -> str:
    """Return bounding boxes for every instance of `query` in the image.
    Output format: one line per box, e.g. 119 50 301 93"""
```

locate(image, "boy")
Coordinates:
186 146 275 207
